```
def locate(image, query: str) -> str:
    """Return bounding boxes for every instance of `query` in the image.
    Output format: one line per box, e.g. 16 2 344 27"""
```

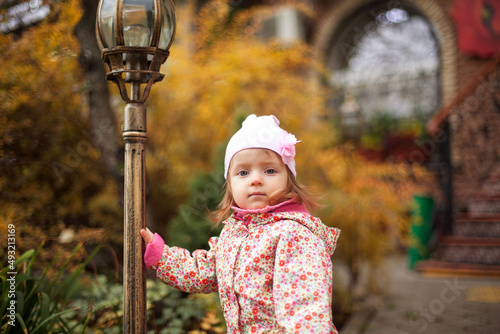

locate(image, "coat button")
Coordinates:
230 293 236 302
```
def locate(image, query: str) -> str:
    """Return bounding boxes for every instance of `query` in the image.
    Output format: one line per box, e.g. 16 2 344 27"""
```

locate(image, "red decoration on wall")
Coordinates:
452 0 500 58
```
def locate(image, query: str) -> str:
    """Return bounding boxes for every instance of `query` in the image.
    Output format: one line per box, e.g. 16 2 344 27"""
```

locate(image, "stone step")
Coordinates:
480 180 500 197
486 164 500 178
454 214 500 237
416 260 500 278
431 236 500 265
468 197 500 217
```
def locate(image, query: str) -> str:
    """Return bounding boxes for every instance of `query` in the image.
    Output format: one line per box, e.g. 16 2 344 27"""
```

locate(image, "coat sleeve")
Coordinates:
151 236 219 294
273 224 338 334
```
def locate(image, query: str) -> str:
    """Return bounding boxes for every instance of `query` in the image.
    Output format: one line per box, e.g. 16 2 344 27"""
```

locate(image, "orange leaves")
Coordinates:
304 142 429 295
293 117 430 296
0 0 83 113
0 0 122 263
145 1 324 221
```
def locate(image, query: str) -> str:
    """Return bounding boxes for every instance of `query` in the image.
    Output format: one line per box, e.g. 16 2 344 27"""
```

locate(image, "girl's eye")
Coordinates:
237 171 248 176
265 169 276 175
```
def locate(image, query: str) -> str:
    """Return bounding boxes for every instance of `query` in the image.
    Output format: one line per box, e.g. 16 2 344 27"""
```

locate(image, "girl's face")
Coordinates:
229 149 288 210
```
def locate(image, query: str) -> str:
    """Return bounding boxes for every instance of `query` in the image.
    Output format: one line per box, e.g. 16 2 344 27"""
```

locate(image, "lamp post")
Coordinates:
95 0 176 332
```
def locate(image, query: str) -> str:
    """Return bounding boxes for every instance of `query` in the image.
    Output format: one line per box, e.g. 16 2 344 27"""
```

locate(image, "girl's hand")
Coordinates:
140 227 154 244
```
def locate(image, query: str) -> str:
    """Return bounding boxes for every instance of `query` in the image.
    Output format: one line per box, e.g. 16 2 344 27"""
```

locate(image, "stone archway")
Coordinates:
313 0 457 106
311 0 458 234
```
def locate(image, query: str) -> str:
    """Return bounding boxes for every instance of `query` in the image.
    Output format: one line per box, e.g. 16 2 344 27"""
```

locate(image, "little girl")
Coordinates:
141 114 340 333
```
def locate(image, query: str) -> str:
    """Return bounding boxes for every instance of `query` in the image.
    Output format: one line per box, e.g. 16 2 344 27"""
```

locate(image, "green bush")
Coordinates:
70 274 224 333
1 243 100 333
146 280 223 333
167 164 225 252
2 245 225 334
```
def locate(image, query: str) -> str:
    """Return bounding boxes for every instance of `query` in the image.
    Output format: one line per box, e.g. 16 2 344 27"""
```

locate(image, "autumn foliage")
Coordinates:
1 0 430 325
0 0 119 269
146 1 430 298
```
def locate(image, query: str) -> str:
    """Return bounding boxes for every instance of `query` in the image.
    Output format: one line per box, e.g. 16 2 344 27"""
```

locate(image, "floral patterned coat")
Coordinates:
145 201 341 333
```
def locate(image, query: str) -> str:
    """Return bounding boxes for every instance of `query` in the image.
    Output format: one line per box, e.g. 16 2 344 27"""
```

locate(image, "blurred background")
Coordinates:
1 0 499 333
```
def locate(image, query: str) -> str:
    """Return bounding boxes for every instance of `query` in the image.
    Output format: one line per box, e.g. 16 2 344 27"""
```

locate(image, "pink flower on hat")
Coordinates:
280 133 300 165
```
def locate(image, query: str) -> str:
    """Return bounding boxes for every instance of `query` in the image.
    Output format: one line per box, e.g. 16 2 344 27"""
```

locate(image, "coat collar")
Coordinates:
225 200 341 257
231 199 309 219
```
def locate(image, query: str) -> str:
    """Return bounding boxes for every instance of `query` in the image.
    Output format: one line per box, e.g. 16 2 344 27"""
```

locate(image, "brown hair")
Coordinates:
210 150 319 224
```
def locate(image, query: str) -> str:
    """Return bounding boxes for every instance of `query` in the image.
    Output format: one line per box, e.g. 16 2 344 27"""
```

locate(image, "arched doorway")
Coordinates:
314 0 457 161
313 0 458 232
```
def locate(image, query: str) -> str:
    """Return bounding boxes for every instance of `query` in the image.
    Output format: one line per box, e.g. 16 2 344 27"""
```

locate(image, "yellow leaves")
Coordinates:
196 0 232 43
0 11 82 114
145 1 324 213
196 311 226 333
295 118 429 295
0 0 120 269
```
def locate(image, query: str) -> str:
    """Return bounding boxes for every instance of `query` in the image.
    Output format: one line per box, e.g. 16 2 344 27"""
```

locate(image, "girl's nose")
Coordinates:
250 174 263 186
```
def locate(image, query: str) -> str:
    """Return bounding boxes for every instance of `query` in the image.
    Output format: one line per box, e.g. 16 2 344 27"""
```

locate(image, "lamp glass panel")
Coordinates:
123 0 154 47
99 0 117 48
159 0 175 49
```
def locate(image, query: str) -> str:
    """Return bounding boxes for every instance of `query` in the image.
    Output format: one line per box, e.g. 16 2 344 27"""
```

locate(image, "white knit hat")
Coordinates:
224 114 299 179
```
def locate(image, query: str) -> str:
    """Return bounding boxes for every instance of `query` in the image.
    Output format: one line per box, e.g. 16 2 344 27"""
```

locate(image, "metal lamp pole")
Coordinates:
95 0 176 332
122 86 148 333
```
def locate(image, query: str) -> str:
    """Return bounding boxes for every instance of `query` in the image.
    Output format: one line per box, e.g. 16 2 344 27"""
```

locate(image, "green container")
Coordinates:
408 195 434 269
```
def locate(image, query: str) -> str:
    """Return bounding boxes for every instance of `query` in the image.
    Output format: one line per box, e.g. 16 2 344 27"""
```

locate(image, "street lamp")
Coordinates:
95 0 176 332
